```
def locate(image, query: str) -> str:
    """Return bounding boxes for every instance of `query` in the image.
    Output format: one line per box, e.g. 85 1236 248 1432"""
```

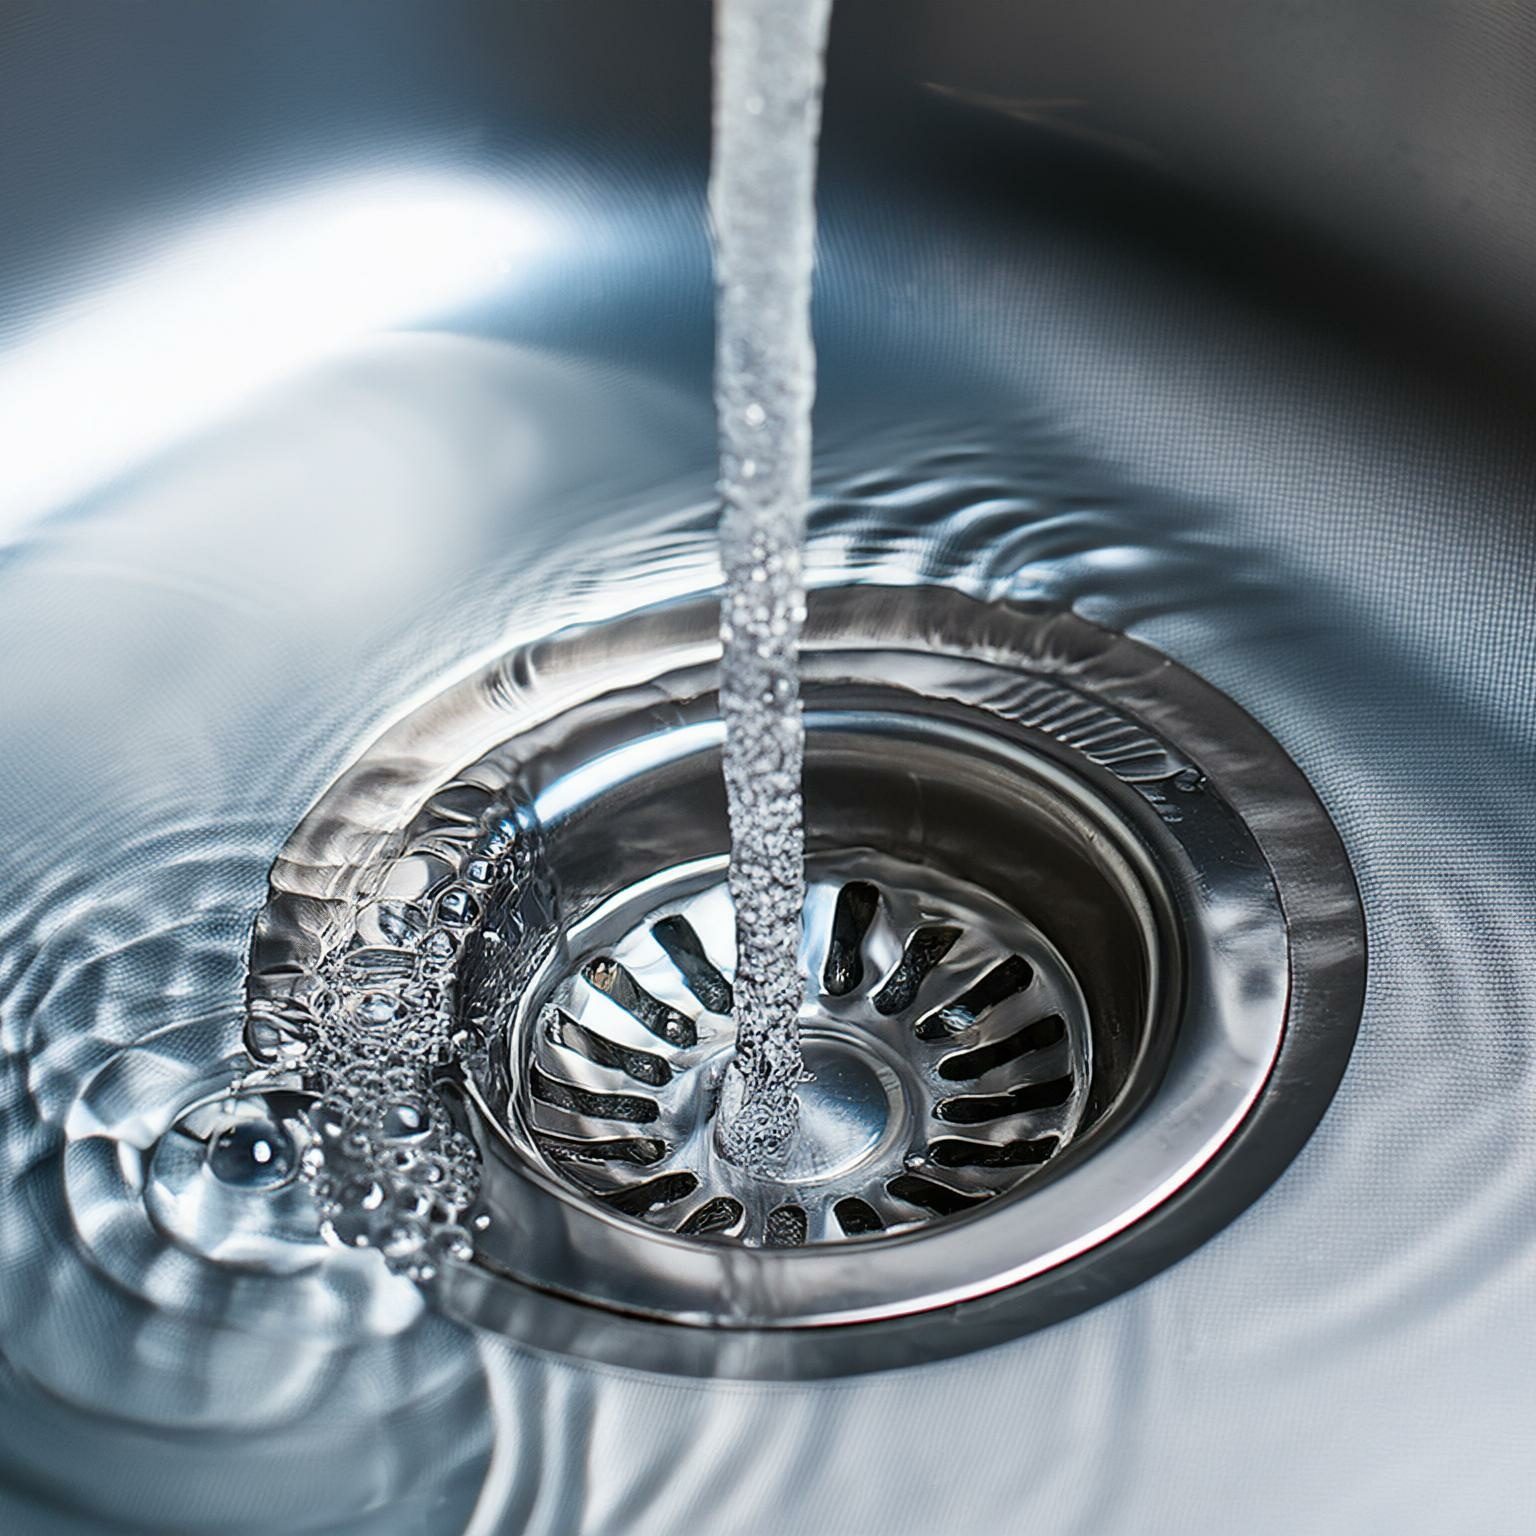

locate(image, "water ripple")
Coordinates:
1 318 1533 1533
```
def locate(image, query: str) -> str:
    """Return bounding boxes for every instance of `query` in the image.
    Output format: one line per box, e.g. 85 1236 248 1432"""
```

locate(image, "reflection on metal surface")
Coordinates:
0 175 556 532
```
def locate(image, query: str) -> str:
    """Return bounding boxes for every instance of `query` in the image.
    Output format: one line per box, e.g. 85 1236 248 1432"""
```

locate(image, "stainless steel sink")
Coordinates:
3 5 1534 1532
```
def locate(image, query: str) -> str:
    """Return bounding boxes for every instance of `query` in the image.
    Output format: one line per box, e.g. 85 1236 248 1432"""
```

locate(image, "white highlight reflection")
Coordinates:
0 174 553 532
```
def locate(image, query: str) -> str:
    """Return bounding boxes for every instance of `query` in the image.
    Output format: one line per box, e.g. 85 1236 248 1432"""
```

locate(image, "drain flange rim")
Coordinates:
456 699 1271 1329
251 583 1365 1376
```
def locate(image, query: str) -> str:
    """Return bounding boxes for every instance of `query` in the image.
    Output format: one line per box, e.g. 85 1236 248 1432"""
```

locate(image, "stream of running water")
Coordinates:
710 0 833 1173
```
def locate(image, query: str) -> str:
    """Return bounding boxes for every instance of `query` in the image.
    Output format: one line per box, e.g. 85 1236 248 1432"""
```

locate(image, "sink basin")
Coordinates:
2 4 1533 1532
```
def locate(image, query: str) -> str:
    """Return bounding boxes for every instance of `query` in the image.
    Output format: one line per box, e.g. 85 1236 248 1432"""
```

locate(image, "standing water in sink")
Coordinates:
710 0 834 1173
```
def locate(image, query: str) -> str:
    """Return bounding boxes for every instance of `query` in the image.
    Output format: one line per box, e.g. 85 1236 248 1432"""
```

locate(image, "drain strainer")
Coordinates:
247 585 1365 1377
526 852 1094 1245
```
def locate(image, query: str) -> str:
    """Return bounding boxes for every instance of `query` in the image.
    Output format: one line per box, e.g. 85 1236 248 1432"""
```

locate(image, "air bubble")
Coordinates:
314 1098 351 1141
239 799 538 1283
359 900 429 948
321 1207 374 1249
336 1176 384 1212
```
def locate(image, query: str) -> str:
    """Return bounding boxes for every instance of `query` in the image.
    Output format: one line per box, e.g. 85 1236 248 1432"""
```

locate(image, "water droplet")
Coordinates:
437 886 479 926
355 992 401 1028
480 816 518 857
422 928 457 961
381 1100 431 1141
431 1224 474 1263
380 1216 428 1263
207 1115 298 1189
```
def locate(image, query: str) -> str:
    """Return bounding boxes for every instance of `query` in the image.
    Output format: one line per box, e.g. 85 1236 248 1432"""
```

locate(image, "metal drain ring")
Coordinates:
249 585 1365 1377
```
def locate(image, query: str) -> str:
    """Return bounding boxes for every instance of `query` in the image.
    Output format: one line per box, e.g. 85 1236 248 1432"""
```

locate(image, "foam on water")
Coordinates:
710 0 833 1172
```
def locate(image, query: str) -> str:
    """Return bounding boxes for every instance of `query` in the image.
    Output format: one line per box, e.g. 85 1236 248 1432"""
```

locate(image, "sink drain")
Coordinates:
526 850 1097 1245
247 585 1364 1376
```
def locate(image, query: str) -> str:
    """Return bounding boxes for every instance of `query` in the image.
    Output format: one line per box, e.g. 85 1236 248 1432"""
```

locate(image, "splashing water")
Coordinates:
710 0 833 1172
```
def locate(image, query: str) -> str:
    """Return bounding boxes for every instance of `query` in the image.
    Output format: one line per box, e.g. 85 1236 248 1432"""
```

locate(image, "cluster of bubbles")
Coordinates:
239 804 544 1282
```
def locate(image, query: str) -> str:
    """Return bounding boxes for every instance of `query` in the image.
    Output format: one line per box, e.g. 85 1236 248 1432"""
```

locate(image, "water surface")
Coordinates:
3 72 1536 1536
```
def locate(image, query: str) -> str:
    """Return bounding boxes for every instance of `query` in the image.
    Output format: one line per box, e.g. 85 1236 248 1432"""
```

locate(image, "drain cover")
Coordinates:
526 853 1094 1244
247 585 1365 1377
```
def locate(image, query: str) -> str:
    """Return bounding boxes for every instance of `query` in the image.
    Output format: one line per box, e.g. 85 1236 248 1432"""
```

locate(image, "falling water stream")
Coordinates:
710 0 833 1172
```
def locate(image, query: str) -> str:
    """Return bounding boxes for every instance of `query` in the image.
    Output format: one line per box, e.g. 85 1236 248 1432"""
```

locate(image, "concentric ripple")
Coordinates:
0 817 488 1525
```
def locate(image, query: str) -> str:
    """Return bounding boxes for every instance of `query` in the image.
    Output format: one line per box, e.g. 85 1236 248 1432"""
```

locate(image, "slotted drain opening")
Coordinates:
248 584 1365 1377
520 855 1095 1247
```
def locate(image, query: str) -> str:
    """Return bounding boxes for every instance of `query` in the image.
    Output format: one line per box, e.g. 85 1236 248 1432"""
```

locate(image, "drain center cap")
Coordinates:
761 1034 904 1185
